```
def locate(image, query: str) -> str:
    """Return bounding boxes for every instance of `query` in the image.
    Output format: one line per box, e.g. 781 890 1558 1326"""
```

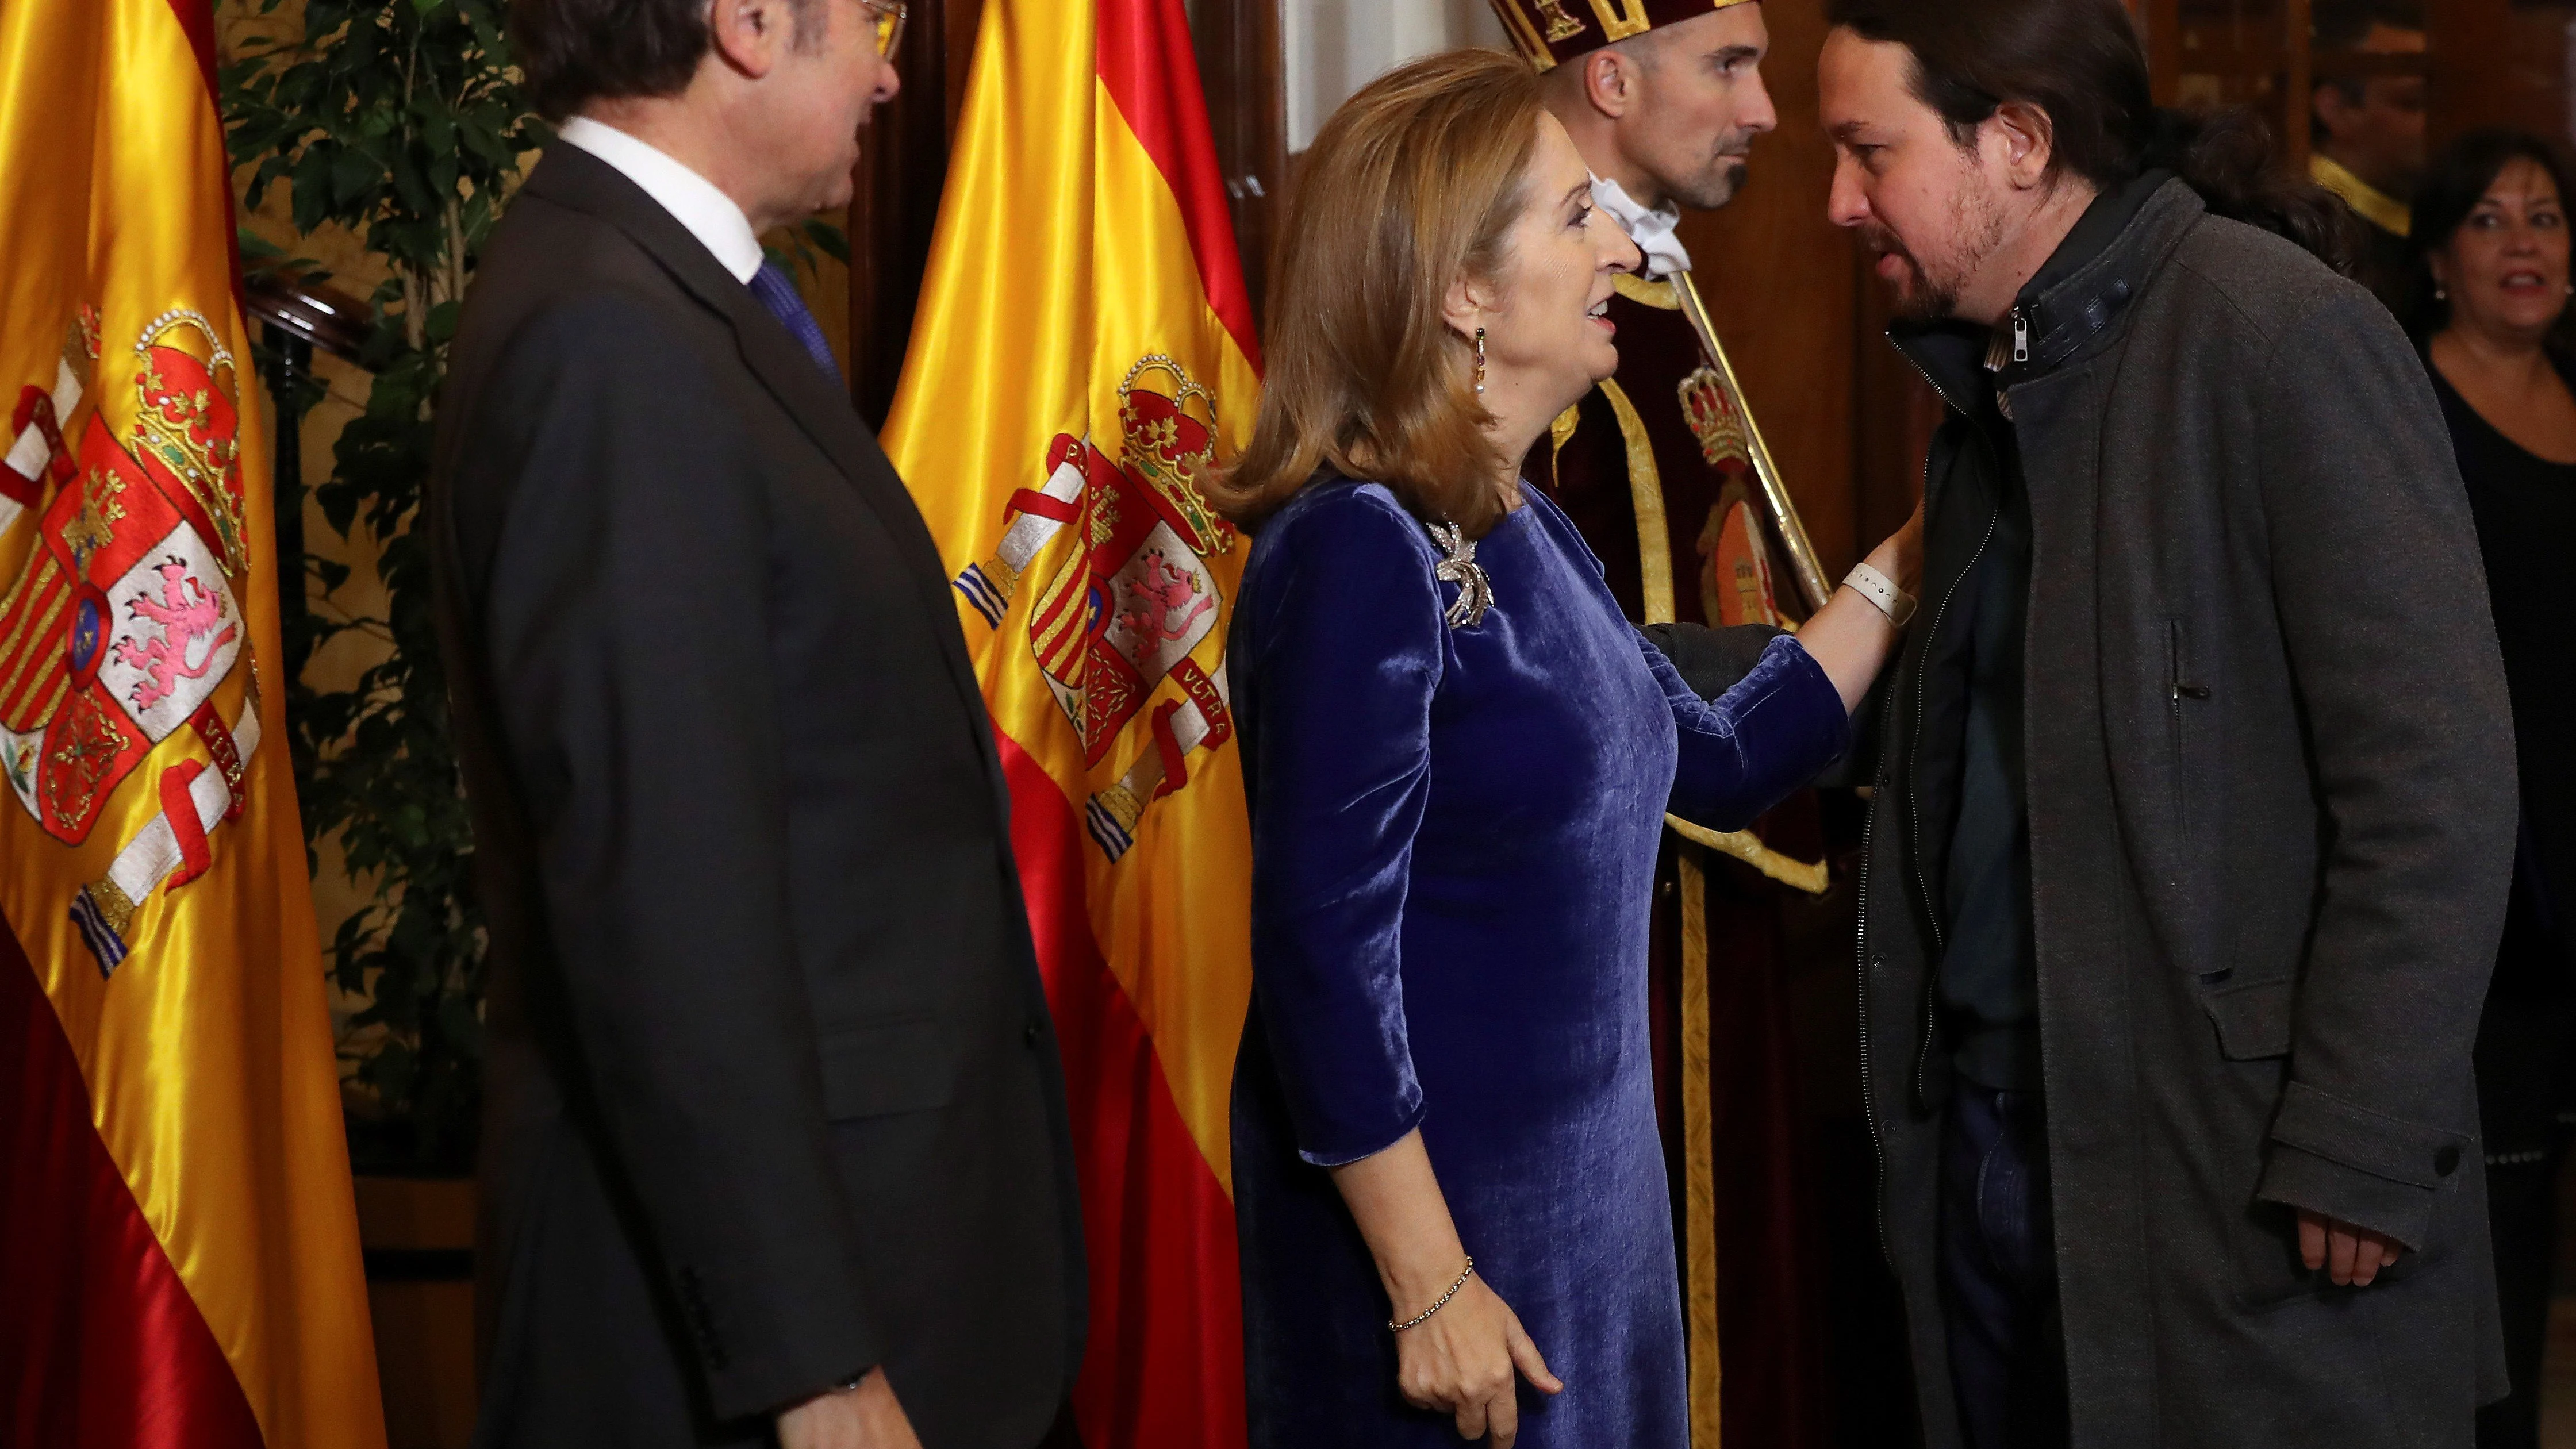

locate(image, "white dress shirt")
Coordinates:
1591 174 1692 280
558 116 765 285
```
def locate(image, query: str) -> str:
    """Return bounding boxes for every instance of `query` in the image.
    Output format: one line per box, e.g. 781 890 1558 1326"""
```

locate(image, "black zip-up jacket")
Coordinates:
1907 174 2173 1098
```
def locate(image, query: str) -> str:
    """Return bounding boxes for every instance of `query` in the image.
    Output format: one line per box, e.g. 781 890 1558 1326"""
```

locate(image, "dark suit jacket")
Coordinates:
428 144 1084 1449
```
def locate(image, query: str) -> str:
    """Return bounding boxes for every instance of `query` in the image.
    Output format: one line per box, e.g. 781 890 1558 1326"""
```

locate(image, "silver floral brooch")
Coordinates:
1426 521 1492 629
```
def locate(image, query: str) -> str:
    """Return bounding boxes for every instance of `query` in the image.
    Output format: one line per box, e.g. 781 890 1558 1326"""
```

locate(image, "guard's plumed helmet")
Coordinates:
1487 0 1757 72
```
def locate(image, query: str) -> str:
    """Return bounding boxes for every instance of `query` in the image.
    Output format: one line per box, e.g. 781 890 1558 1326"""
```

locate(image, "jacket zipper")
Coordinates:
1904 497 1997 1104
2167 619 2210 835
2167 620 2185 759
1904 497 1995 960
1856 777 1890 1266
1860 365 1983 1270
1859 291 2118 1260
1890 341 2007 1104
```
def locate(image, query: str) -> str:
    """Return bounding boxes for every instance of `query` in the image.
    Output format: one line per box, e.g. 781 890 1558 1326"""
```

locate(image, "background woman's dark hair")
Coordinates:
510 0 816 123
1823 0 2355 270
2403 128 2576 350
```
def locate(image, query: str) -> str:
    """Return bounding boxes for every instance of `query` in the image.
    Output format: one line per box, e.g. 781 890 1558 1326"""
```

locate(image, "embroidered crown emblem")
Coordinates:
1677 366 1750 470
1533 0 1585 40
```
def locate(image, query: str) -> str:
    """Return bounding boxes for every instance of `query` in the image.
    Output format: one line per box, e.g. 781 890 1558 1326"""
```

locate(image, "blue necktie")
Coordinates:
749 261 844 388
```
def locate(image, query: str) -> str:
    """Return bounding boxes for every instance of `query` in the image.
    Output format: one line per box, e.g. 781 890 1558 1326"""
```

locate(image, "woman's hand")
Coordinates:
1392 1273 1562 1446
1329 1129 1564 1445
1794 497 1926 713
1872 499 1926 595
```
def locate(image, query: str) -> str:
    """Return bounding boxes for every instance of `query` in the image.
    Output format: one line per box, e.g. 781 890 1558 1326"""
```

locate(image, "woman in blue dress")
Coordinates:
1208 49 1923 1449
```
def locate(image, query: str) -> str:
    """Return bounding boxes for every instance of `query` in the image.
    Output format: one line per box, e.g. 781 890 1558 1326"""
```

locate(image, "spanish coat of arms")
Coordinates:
0 307 263 974
952 355 1237 861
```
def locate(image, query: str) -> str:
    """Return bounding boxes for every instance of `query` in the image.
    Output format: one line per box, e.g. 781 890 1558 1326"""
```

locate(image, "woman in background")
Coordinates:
1211 49 1921 1448
2409 129 2576 1449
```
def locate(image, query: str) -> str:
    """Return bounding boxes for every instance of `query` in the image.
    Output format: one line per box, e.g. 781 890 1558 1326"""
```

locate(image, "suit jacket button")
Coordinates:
2435 1146 2461 1177
1024 1018 1043 1047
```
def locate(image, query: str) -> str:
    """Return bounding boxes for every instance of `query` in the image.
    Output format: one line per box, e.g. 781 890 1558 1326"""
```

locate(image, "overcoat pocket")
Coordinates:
2206 979 2308 1305
2202 977 2293 1060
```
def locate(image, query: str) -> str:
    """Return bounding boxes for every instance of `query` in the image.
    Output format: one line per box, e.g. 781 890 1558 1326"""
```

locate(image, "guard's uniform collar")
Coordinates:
2310 152 2413 238
1592 174 1691 280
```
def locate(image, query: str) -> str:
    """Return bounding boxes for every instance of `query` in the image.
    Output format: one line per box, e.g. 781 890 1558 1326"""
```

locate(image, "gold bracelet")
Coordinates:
1389 1257 1476 1333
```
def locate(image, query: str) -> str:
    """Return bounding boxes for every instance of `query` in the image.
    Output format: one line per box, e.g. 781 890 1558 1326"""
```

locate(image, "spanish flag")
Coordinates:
0 2 385 1445
883 0 1258 1442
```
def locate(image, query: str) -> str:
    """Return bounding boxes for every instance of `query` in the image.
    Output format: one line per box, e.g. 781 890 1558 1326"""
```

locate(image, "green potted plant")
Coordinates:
224 0 538 1181
224 7 536 1438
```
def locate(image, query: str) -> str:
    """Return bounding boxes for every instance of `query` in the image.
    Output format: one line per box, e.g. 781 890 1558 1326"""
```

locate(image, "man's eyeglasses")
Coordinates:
861 0 907 59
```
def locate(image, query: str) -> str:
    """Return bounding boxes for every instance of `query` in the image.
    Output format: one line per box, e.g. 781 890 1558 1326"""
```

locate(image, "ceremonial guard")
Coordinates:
1489 3 1838 1445
2309 0 2427 312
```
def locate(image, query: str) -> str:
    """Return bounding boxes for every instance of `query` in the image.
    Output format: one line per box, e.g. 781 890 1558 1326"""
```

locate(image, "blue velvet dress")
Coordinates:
1230 478 1851 1447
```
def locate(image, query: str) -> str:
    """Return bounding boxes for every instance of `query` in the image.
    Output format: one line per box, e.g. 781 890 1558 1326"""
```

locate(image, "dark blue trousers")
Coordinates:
1940 1083 2070 1449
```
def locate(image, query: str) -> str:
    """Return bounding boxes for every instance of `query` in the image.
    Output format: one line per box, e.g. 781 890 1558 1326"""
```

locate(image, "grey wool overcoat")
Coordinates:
1862 179 2519 1448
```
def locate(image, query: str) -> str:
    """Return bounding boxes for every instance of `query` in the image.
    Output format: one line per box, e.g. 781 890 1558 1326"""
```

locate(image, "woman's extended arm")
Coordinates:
1330 1132 1562 1448
1797 504 1924 711
1651 506 1925 828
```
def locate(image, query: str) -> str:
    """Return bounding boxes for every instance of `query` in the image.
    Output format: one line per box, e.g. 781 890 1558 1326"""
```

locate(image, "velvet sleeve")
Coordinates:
1641 632 1852 832
1640 621 1788 698
1241 488 1446 1167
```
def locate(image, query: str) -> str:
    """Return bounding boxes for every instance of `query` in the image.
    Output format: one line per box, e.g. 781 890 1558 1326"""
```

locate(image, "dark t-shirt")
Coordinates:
1921 176 2164 1092
2426 358 2576 959
1937 411 2040 1090
2351 217 2412 318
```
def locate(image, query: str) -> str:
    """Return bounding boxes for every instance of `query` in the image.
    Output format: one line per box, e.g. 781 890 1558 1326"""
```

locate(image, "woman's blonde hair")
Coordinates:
1205 48 1546 538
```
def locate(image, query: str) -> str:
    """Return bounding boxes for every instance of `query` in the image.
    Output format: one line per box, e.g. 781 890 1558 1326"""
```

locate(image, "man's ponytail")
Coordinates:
2141 106 2359 270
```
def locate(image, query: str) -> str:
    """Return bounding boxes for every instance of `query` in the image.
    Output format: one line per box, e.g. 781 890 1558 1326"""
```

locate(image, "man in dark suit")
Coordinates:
428 2 1084 1446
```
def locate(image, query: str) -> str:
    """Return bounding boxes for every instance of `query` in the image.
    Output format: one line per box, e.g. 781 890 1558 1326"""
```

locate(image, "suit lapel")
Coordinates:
523 148 870 483
520 147 1001 761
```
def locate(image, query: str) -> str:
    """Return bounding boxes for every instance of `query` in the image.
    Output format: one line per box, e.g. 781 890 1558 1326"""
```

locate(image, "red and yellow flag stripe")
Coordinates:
0 2 384 1446
885 0 1258 1441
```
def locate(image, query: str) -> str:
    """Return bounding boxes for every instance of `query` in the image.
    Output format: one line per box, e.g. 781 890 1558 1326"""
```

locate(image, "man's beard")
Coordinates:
1669 156 1751 212
1654 122 1758 212
1864 180 2006 322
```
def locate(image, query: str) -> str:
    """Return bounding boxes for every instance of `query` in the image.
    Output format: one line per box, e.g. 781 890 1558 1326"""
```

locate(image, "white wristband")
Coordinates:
1843 561 1917 628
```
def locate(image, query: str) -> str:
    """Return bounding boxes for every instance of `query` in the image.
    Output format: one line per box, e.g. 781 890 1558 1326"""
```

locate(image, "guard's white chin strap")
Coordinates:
1590 173 1693 280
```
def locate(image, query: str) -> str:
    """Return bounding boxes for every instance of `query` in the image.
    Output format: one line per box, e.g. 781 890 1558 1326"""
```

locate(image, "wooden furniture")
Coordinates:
2129 0 2320 170
2130 0 2546 167
1193 0 1289 326
844 0 988 426
353 1175 479 1449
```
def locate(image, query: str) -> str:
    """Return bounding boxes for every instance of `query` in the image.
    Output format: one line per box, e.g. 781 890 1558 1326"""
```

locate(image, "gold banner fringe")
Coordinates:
1679 843 1722 1448
1667 814 1829 897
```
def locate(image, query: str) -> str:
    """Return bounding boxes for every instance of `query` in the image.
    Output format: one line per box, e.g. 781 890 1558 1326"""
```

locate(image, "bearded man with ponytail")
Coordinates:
1817 1 2517 1444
